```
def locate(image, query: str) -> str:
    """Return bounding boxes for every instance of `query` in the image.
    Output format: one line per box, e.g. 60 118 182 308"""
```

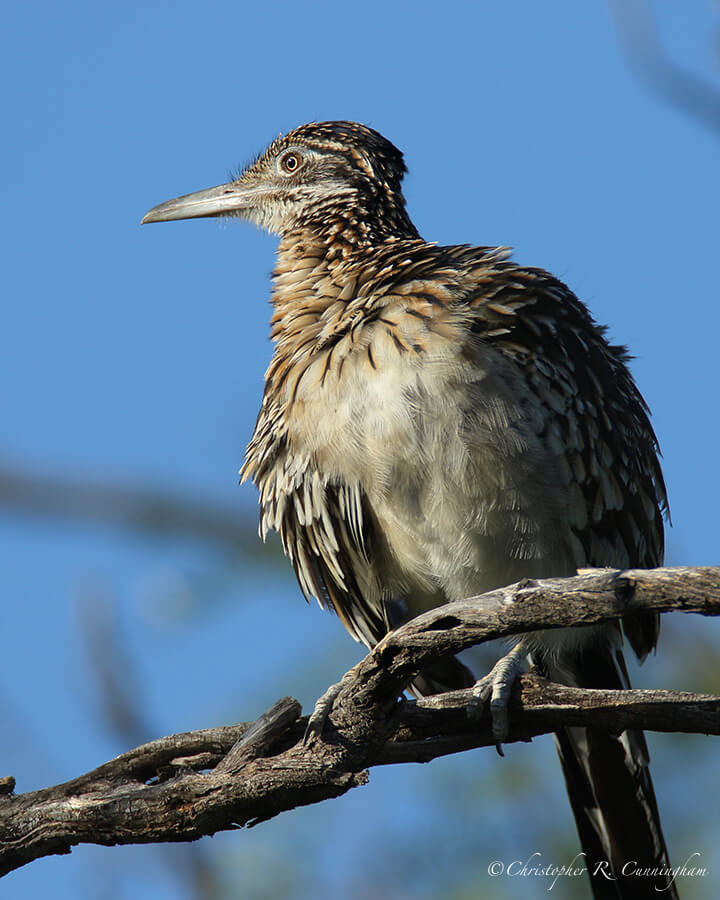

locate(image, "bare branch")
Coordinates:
1 566 718 877
76 587 225 900
610 0 720 135
0 458 280 557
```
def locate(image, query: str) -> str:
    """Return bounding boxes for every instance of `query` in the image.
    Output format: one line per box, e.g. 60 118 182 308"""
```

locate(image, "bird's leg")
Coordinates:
468 643 528 754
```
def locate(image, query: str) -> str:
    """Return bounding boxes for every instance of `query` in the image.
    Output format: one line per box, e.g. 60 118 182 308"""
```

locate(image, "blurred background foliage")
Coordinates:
2 1 719 898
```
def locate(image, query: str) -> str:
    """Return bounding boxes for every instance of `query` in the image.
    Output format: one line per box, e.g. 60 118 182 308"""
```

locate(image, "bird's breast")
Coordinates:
276 319 576 606
281 310 466 482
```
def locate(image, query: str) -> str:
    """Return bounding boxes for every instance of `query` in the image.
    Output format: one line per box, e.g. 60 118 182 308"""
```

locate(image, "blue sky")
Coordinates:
2 2 719 898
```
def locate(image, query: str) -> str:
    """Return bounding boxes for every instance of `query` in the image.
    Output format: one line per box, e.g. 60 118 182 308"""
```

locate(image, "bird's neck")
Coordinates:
269 216 420 349
268 228 358 357
266 218 424 393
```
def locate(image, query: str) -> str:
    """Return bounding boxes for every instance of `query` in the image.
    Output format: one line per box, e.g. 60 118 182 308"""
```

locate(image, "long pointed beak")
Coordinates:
141 181 259 224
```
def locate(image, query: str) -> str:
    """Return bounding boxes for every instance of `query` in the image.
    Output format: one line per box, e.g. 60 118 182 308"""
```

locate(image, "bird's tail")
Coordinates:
542 643 677 899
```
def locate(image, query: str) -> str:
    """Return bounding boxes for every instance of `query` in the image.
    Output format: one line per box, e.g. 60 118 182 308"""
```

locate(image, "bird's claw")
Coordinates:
468 644 527 754
303 674 351 744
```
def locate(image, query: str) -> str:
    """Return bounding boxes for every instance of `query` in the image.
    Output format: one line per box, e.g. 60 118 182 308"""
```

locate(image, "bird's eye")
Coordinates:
280 151 302 174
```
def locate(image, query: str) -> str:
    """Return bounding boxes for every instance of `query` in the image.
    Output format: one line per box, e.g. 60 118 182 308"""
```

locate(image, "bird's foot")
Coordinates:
303 669 355 744
468 644 527 756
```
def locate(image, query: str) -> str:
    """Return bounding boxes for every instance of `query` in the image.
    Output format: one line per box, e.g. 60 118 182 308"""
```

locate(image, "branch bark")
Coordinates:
2 566 718 877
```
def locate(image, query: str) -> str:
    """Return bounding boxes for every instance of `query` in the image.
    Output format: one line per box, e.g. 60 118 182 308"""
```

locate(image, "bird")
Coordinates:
143 120 674 898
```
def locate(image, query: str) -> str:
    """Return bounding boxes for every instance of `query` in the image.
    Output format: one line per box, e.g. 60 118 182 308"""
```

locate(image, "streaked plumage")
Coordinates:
143 120 673 897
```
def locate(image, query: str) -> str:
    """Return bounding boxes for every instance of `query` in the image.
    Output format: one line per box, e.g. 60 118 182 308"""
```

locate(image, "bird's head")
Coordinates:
142 121 416 240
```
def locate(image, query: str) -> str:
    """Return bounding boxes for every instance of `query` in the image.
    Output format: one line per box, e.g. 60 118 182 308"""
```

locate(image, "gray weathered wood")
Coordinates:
1 566 718 877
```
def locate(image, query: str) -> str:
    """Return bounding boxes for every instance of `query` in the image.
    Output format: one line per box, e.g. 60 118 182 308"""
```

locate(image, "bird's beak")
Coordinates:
141 180 259 224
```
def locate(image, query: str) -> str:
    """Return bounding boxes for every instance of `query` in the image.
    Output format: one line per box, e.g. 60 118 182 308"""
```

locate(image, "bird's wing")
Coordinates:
458 253 668 658
241 400 390 648
454 252 675 893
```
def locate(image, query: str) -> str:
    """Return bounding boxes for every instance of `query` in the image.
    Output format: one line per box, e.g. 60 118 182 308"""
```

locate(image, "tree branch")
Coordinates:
2 566 718 877
0 458 281 557
609 0 720 137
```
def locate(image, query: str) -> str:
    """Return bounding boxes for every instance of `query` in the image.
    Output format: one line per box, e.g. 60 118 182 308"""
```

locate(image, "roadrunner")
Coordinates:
143 121 674 898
